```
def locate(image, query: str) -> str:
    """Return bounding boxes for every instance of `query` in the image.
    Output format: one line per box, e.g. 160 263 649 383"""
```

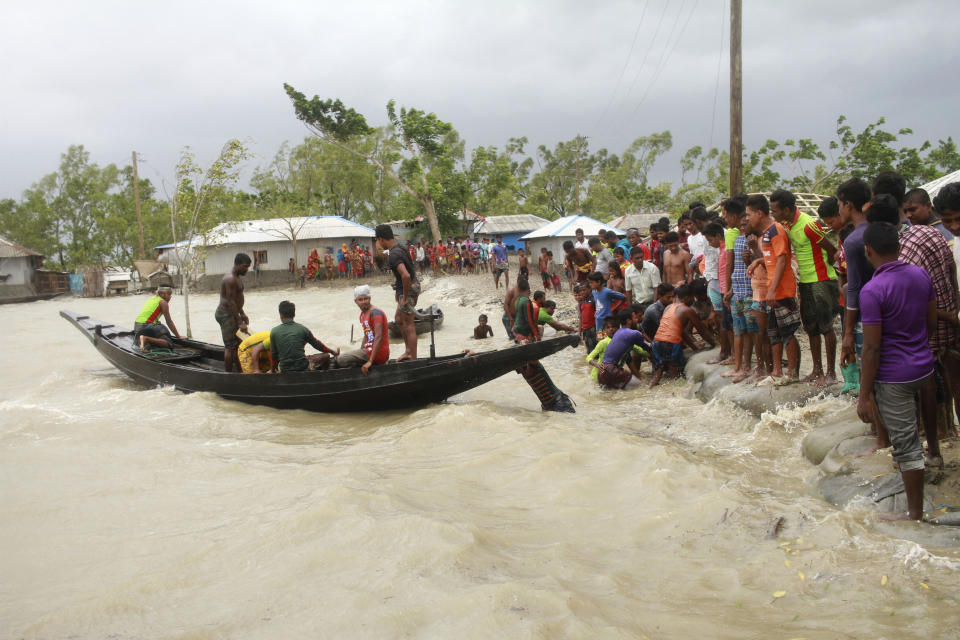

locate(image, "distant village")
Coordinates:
0 209 669 303
5 167 958 304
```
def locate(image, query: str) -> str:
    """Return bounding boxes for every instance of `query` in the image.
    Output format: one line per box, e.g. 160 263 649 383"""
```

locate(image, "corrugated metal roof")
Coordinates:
473 214 550 234
156 216 375 249
519 215 626 240
608 213 672 231
0 234 42 258
707 193 828 216
920 169 960 200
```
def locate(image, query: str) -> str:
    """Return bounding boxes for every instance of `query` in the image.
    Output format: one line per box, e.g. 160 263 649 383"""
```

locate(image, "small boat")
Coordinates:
388 304 443 338
61 310 577 413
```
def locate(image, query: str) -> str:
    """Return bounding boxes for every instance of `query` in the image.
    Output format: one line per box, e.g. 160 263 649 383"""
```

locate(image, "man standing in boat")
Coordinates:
133 286 181 350
375 224 419 361
215 253 251 372
336 285 390 375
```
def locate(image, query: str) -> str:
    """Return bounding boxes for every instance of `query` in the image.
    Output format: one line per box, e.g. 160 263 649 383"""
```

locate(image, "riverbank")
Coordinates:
685 349 960 547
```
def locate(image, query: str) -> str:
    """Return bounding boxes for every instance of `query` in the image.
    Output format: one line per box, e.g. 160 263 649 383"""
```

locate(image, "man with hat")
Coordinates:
335 284 390 375
133 286 181 350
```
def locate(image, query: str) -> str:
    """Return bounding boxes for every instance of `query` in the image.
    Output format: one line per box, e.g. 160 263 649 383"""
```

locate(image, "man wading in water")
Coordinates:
375 224 419 361
215 253 251 372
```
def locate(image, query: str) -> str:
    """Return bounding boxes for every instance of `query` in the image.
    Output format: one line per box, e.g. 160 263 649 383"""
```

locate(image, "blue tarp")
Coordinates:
69 274 84 294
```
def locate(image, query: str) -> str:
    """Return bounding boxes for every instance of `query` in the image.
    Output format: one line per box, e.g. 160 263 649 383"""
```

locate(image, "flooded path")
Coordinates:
2 274 959 638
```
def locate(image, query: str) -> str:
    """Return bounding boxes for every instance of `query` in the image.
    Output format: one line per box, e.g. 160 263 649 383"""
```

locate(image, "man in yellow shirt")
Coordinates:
238 331 274 373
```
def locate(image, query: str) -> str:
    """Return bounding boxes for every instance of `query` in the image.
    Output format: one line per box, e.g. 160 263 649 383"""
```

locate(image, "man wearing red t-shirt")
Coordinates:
336 284 390 375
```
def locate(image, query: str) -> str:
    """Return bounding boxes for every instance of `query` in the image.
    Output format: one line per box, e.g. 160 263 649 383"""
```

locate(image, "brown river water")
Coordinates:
2 274 959 639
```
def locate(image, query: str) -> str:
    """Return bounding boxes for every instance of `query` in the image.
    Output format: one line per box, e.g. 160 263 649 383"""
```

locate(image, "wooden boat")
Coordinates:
61 310 578 412
388 304 443 338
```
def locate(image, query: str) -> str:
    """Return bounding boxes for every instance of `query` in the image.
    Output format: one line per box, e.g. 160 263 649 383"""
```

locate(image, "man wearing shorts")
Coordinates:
857 222 938 520
491 235 510 289
747 194 799 381
215 253 251 372
133 286 181 350
376 224 420 361
721 196 757 383
771 189 840 386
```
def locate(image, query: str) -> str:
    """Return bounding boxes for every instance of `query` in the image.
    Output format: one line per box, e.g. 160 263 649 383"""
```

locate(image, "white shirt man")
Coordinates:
624 254 661 305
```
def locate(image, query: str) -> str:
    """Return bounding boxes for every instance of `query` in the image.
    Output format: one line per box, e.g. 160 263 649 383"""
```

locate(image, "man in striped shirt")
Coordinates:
771 189 840 386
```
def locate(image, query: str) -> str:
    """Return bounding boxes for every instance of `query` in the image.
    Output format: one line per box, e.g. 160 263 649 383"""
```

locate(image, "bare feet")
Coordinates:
731 371 751 384
717 357 736 366
397 353 415 362
722 369 743 378
926 454 944 470
801 371 822 384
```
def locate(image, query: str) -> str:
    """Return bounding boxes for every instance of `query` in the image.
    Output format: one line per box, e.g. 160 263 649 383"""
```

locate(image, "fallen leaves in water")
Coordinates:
784 559 791 568
797 571 805 581
881 575 888 586
772 590 786 598
919 581 930 590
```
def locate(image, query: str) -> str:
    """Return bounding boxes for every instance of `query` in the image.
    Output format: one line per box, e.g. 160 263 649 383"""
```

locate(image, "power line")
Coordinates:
626 0 700 125
617 0 672 118
594 0 650 129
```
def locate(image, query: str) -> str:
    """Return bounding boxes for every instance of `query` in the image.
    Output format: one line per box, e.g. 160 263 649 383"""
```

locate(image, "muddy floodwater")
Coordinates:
2 274 959 638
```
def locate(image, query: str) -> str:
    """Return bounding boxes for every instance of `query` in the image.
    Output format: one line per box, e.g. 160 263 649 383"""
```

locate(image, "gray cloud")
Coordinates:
1 0 957 199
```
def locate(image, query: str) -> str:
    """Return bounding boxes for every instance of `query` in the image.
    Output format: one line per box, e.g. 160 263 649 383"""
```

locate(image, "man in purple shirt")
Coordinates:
857 222 938 521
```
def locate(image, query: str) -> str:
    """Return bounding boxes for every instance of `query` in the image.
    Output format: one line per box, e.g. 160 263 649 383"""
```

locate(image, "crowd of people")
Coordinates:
488 177 960 522
290 236 528 288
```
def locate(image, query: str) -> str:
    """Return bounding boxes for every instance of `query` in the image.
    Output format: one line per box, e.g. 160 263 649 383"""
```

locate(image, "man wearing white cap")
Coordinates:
336 284 390 375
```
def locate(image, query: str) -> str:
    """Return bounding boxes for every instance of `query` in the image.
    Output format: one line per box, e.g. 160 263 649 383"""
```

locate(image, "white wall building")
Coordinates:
0 234 42 286
157 216 377 277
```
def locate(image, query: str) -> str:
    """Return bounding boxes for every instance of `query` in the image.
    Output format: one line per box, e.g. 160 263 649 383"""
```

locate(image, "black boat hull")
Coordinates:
61 310 578 412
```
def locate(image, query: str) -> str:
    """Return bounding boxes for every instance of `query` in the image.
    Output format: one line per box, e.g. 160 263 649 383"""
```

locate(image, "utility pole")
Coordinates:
132 151 144 259
729 0 743 195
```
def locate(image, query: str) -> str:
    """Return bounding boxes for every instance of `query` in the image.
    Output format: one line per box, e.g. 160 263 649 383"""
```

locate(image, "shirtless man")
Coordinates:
538 247 552 290
563 240 596 287
215 252 251 372
661 231 692 286
649 284 717 387
503 280 521 342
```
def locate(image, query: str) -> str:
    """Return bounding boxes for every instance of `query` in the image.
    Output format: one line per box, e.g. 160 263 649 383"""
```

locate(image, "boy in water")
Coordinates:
473 314 494 339
575 283 598 352
586 316 622 381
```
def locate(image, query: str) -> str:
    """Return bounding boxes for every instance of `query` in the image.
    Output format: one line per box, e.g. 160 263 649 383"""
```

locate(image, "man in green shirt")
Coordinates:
771 189 840 386
269 300 339 372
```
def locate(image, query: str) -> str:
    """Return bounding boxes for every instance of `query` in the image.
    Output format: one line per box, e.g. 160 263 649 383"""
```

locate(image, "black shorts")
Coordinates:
215 309 240 348
133 322 173 347
799 280 841 335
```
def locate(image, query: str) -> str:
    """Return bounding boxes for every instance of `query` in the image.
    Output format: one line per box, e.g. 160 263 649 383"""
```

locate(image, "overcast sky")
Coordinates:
2 0 957 200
